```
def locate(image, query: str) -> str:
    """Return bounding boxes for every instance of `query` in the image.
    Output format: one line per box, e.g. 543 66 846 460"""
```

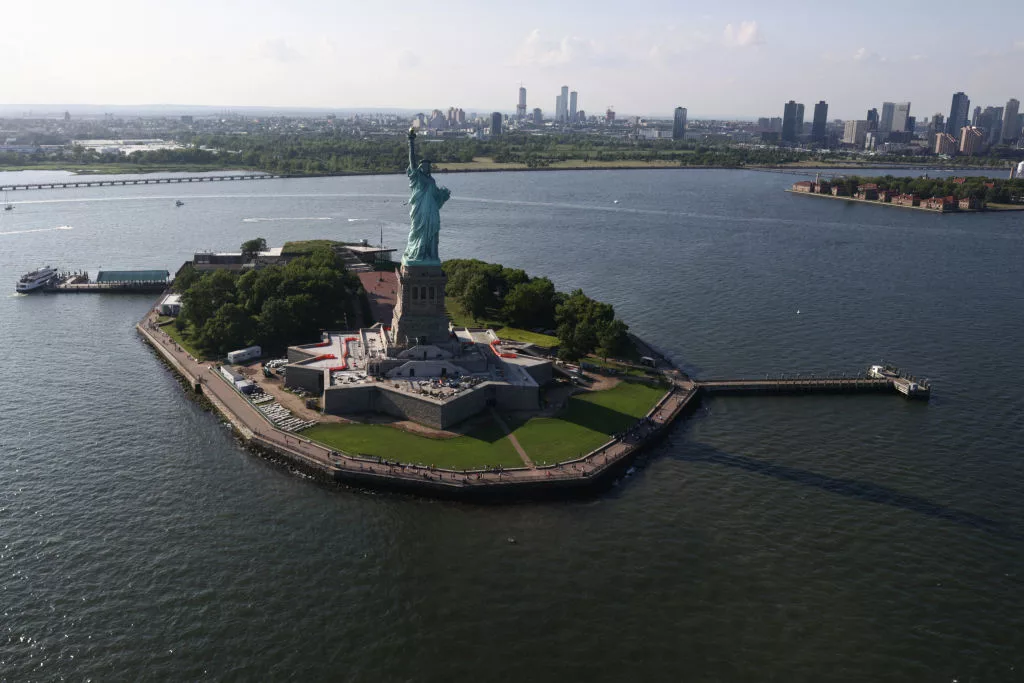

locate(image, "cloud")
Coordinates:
722 21 762 48
1015 41 1024 51
514 29 599 66
256 38 302 63
852 47 887 63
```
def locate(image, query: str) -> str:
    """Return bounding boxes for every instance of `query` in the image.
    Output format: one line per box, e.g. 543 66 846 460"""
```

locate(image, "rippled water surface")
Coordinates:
1 169 1022 681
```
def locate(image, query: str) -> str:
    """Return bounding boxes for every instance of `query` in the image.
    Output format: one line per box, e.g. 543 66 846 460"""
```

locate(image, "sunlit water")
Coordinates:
1 168 1022 681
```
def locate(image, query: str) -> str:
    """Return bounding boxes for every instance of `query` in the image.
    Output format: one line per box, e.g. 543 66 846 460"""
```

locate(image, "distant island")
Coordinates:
789 174 1024 212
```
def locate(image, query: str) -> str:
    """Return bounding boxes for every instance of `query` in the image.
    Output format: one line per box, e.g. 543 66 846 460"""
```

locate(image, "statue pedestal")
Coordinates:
390 264 450 349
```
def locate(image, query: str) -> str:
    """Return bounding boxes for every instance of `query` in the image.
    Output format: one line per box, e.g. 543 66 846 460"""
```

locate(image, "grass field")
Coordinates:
444 299 558 346
162 323 209 360
303 419 524 469
514 382 665 464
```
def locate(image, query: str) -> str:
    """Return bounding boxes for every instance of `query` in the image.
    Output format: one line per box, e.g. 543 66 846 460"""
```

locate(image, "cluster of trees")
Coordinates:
838 175 1024 203
442 259 630 361
173 243 360 355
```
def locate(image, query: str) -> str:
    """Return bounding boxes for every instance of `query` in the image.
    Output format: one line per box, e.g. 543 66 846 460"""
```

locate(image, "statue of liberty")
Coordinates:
402 128 450 266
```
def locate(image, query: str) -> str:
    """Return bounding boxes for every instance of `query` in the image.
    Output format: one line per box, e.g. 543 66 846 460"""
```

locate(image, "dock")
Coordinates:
697 367 930 400
42 269 170 294
0 173 278 192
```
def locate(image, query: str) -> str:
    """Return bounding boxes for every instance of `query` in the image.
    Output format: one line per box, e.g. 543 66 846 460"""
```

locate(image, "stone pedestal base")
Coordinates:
390 264 450 349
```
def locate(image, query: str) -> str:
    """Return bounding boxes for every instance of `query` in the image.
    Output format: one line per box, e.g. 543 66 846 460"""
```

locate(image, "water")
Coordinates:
2 169 1022 681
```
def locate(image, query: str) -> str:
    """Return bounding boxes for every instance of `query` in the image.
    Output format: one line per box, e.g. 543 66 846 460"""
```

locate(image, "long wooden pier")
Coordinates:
697 375 927 398
0 173 279 192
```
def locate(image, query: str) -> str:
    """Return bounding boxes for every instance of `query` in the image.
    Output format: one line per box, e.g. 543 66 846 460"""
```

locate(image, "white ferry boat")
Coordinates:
15 266 58 293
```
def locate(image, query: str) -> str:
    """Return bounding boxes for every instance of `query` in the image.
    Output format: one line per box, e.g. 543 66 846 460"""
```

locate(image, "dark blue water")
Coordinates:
2 169 1022 681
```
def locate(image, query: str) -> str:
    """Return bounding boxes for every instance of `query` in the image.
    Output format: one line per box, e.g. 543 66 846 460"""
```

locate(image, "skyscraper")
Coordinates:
879 102 896 133
782 100 799 142
866 108 879 131
559 86 569 122
569 91 578 123
959 126 983 155
811 101 828 143
516 87 527 119
1002 98 1020 143
491 112 502 137
532 108 543 125
555 95 563 122
673 107 688 140
947 92 970 135
795 103 805 136
891 102 911 133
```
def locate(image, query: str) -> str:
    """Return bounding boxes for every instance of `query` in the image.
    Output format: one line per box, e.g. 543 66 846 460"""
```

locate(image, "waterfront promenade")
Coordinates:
137 312 697 496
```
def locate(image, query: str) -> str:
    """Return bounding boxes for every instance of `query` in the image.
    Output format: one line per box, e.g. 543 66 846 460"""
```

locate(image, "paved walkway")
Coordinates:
490 408 534 468
138 312 697 492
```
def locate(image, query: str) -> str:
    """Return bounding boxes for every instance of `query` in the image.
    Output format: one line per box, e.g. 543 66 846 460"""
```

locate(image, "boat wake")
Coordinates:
242 217 334 223
0 225 74 237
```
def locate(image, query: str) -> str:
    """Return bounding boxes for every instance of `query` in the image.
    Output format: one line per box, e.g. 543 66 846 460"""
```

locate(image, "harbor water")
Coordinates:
1 168 1022 681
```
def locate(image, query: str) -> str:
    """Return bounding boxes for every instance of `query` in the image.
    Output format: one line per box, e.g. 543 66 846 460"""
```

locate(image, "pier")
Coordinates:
697 372 929 399
42 270 170 294
0 173 279 192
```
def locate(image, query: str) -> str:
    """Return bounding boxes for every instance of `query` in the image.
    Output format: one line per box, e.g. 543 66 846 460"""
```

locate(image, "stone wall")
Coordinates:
321 381 491 429
285 364 324 393
495 383 540 411
324 384 376 414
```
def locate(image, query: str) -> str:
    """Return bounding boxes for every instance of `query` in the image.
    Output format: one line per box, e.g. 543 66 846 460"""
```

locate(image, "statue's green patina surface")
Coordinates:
402 128 451 267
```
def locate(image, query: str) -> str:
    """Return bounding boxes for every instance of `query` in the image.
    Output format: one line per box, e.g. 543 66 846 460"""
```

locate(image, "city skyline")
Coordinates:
3 0 1023 119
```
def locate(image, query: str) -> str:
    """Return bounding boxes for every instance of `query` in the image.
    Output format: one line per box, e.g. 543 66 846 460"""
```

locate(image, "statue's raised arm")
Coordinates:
408 128 418 173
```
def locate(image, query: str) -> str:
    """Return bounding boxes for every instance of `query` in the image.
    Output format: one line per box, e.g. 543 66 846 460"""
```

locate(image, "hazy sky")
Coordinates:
5 0 1023 119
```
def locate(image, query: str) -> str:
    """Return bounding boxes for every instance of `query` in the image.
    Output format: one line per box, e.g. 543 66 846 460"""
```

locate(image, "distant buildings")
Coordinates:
673 107 688 140
843 120 868 147
782 100 800 142
490 112 502 137
812 101 828 143
959 126 984 155
558 86 569 122
947 92 970 135
1002 98 1020 143
569 91 578 122
532 108 543 125
879 102 896 133
866 108 879 131
516 87 527 119
934 133 958 155
891 102 911 133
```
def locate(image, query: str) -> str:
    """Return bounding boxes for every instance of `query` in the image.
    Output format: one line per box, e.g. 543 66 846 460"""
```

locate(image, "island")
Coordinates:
788 174 1024 212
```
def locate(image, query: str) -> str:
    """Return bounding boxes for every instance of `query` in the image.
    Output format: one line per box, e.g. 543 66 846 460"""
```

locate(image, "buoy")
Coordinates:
506 537 517 545
613 199 619 204
797 309 801 314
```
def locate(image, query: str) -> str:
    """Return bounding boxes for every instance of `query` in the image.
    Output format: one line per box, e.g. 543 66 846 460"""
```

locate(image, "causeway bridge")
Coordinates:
698 377 892 395
0 173 280 192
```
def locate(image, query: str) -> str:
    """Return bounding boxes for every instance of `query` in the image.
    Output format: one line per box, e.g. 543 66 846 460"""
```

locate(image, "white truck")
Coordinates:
226 345 262 365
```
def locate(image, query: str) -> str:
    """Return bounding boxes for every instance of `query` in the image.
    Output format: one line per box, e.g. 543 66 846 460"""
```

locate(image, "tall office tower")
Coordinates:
672 107 688 139
1002 98 1021 143
879 102 896 133
891 102 912 133
569 91 578 122
947 92 970 135
977 106 1004 145
972 106 982 126
931 113 945 133
811 101 828 143
959 126 984 155
555 95 563 122
782 100 799 142
757 117 771 131
842 120 868 147
769 117 782 132
560 86 569 122
795 103 805 136
516 87 527 119
532 108 543 125
867 108 879 131
490 112 502 137
934 133 958 156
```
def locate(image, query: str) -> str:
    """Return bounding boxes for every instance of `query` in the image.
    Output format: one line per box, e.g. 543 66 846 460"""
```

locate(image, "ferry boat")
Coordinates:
15 266 58 293
869 364 931 399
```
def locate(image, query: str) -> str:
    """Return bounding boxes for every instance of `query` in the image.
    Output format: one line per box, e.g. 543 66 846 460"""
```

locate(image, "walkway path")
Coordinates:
490 408 534 468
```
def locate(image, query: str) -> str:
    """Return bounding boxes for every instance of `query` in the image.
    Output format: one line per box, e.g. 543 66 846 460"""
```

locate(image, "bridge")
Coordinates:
0 173 281 192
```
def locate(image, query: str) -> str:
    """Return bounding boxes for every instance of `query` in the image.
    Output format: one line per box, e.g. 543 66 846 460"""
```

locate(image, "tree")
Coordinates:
503 277 556 329
240 237 268 261
461 274 491 321
596 319 630 359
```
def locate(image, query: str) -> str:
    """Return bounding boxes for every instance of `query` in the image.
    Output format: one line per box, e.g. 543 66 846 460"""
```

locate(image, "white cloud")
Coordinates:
722 21 762 48
397 50 419 70
852 47 886 63
256 38 302 63
514 29 599 66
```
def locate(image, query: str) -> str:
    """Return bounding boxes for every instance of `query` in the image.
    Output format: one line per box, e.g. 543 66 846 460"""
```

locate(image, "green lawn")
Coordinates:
304 419 524 469
162 322 209 360
282 239 342 256
512 382 665 465
444 299 558 347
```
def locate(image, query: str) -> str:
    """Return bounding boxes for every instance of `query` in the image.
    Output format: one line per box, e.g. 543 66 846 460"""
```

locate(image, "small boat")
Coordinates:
175 200 184 207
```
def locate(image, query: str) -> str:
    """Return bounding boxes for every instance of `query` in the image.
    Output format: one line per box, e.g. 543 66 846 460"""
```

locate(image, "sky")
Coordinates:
4 0 1024 120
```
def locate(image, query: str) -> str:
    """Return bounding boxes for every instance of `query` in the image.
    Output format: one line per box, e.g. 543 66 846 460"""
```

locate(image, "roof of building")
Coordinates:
96 269 169 283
